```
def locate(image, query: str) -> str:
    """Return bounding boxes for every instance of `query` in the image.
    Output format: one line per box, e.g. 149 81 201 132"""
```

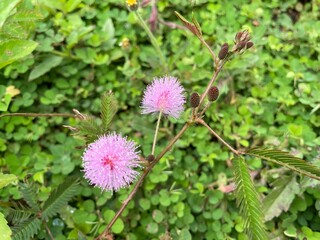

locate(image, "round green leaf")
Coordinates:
111 218 124 234
146 222 158 234
152 209 164 223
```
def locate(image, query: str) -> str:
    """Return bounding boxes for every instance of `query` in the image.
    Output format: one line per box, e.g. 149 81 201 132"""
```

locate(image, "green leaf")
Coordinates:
246 147 320 181
100 91 118 131
28 55 63 81
152 209 164 223
11 217 41 240
0 39 38 69
262 175 299 221
0 173 17 189
0 212 12 240
146 222 158 234
0 0 21 29
178 228 192 240
233 156 268 240
74 114 102 143
111 218 124 234
8 10 43 22
41 176 80 219
19 183 40 211
5 203 35 225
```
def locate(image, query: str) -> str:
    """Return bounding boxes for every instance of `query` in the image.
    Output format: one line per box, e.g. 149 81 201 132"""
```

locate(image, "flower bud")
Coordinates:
235 31 243 42
218 43 229 60
240 30 250 42
126 0 139 11
236 41 246 51
190 92 200 108
146 154 155 162
246 41 254 49
235 30 251 43
208 86 219 102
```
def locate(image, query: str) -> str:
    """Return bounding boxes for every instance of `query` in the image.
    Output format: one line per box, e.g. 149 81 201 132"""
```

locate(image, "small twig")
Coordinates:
96 123 190 239
0 113 75 118
196 118 240 156
43 221 55 240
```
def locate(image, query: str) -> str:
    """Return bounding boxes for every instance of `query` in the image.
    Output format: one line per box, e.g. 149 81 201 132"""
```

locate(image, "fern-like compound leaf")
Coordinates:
5 202 35 225
246 147 320 181
41 176 80 219
233 156 268 240
74 114 102 143
11 217 41 240
19 183 40 211
100 91 118 131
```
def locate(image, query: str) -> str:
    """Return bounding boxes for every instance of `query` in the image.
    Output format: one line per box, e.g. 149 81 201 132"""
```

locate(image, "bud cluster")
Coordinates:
233 30 254 53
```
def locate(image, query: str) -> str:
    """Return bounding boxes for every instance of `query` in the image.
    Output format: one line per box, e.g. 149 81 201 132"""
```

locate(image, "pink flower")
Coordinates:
141 76 185 118
82 133 141 191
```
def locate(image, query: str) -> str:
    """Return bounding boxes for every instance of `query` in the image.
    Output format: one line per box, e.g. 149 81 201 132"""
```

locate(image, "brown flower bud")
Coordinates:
218 43 229 60
190 92 200 108
240 30 251 42
246 41 254 49
146 154 155 162
236 41 246 51
208 86 219 102
235 31 243 42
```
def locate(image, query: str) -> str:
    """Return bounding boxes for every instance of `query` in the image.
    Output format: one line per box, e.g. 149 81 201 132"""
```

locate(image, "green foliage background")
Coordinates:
0 0 319 239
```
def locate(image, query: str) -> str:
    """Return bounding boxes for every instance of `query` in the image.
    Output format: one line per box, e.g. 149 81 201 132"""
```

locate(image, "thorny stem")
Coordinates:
152 111 162 155
96 123 190 239
135 11 168 72
0 113 75 118
196 118 240 156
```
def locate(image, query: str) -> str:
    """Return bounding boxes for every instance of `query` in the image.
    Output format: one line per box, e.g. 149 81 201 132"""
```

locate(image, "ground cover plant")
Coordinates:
0 0 319 239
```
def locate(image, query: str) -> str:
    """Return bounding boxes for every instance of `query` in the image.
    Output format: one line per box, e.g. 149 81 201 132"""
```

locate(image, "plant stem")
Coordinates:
152 111 162 155
199 37 218 66
197 60 226 113
52 50 80 60
96 123 190 240
0 113 75 118
196 118 240 156
158 18 187 30
43 221 55 240
199 102 210 117
135 11 167 71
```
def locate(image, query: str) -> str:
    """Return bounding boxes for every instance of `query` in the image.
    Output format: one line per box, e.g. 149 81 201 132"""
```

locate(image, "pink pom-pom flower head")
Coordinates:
141 76 185 118
82 133 141 191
